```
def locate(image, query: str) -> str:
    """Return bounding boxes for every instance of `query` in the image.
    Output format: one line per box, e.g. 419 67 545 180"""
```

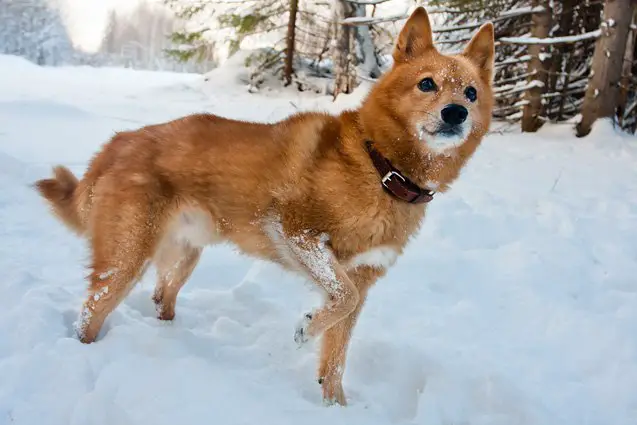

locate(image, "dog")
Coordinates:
35 7 494 406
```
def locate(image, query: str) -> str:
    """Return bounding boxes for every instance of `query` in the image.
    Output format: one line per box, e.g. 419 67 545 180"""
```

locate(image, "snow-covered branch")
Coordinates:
494 55 532 68
499 6 545 19
342 6 544 27
500 30 601 45
341 13 406 26
343 0 391 4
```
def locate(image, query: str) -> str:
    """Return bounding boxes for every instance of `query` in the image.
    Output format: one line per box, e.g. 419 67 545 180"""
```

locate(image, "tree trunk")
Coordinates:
556 53 575 121
333 0 357 99
576 0 637 137
617 9 637 128
521 0 552 132
284 0 299 86
352 3 381 79
546 0 577 118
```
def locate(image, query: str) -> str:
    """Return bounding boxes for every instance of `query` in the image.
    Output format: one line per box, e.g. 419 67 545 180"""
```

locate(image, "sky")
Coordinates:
60 0 151 52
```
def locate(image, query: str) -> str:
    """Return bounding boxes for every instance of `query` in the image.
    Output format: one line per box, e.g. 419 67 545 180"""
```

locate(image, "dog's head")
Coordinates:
362 7 494 156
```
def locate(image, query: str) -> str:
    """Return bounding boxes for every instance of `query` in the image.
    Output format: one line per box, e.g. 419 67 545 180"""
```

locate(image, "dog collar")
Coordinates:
365 141 435 204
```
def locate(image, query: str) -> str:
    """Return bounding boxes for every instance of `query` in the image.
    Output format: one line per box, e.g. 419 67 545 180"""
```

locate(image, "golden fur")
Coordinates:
35 7 494 406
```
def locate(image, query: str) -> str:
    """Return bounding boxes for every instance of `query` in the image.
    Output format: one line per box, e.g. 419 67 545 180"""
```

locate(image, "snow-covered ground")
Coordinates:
1 54 637 425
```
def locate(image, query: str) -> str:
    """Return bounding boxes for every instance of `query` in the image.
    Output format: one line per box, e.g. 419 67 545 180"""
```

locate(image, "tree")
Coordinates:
426 0 607 131
577 0 637 136
351 2 381 78
617 9 637 129
0 0 74 66
332 0 358 98
521 0 551 132
164 0 334 88
284 0 299 85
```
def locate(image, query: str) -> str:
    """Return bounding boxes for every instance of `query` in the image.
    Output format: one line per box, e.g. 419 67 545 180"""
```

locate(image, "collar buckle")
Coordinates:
381 171 405 188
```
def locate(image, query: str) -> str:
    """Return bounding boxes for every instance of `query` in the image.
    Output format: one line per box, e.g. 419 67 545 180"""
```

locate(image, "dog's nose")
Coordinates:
441 104 468 126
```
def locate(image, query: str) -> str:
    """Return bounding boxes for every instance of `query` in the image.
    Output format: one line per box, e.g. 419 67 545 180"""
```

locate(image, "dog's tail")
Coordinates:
35 166 85 235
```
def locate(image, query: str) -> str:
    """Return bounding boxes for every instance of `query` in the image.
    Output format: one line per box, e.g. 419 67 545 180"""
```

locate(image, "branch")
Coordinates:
344 0 390 4
623 99 637 119
500 29 601 45
341 6 544 27
341 13 406 26
494 55 531 68
496 72 535 85
499 6 545 19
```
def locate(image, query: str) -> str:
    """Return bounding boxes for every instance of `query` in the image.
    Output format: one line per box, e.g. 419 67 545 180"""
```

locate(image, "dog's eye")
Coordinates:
418 78 437 92
465 86 477 102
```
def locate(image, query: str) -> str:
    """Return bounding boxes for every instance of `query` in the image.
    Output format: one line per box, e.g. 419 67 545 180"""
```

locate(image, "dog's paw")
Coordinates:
294 312 313 347
321 380 347 406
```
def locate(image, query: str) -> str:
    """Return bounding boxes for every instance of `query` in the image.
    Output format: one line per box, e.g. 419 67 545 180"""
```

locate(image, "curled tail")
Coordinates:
35 166 85 235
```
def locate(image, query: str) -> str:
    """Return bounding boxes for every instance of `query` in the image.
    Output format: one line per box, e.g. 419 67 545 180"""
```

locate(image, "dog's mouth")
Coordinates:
419 123 466 139
418 122 470 153
436 123 464 138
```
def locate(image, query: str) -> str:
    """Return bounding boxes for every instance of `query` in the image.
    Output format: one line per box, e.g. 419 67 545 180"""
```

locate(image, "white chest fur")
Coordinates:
346 245 400 270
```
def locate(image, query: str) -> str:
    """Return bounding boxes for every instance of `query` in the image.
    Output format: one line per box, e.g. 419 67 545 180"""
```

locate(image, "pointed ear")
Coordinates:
462 22 495 80
393 7 435 63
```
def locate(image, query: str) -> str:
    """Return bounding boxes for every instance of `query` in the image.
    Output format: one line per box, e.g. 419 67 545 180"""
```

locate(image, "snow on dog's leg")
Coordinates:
77 258 150 343
286 233 360 344
153 242 201 321
264 218 360 344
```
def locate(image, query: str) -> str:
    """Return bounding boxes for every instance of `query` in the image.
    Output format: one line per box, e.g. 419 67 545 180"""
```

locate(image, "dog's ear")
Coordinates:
393 7 435 63
462 22 495 81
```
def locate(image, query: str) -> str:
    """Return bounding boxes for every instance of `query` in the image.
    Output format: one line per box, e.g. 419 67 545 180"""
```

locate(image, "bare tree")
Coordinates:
351 2 381 78
284 0 299 85
616 8 636 129
333 0 357 98
577 0 637 137
521 0 551 132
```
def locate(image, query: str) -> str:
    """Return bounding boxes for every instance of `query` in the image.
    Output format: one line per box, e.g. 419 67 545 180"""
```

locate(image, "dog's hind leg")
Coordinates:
152 242 202 321
75 183 168 343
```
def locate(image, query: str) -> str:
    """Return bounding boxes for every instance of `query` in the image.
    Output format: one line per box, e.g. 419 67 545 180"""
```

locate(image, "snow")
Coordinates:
527 79 546 89
538 52 551 61
2 53 637 425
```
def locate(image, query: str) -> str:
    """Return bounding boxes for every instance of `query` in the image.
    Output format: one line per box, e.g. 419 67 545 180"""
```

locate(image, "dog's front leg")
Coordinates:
317 268 377 406
316 283 369 405
266 221 361 404
279 233 360 344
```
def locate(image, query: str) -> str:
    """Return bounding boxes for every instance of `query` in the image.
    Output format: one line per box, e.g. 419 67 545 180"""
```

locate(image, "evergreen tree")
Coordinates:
0 0 74 66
